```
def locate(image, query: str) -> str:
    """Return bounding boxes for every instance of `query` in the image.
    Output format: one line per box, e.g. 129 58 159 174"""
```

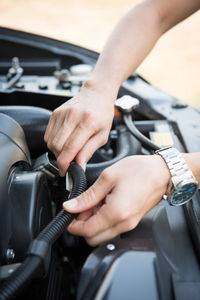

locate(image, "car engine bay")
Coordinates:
0 27 200 300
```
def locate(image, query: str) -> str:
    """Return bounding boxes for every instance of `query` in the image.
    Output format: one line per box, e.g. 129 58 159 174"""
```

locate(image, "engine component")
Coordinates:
115 95 140 113
69 64 92 76
115 96 160 151
3 58 23 91
0 27 200 300
8 169 52 262
0 113 30 265
124 114 160 151
86 125 141 185
54 69 70 82
0 106 51 157
0 163 87 300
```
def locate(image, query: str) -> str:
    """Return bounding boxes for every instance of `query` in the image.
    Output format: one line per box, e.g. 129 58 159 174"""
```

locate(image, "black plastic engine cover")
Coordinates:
8 170 52 262
0 106 51 157
0 113 30 264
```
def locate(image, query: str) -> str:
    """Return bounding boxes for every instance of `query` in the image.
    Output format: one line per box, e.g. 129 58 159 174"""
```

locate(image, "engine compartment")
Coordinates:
0 27 200 300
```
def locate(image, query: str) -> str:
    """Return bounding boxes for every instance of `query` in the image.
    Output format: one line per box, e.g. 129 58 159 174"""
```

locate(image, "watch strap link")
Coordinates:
156 147 198 206
156 147 196 188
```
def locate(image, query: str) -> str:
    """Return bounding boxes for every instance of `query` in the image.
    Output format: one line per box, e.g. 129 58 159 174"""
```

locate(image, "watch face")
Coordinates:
169 182 198 206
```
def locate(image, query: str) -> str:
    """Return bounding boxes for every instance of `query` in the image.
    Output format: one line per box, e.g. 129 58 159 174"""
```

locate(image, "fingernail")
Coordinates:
63 199 78 209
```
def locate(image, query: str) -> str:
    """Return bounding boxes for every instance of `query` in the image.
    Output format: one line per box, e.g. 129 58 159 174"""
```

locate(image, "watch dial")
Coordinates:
170 183 198 206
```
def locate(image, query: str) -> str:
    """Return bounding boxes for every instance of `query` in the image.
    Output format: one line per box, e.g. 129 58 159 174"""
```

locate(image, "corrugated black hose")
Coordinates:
0 162 87 300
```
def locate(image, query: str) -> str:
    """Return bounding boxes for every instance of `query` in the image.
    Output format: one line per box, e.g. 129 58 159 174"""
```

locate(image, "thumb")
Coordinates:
63 170 113 213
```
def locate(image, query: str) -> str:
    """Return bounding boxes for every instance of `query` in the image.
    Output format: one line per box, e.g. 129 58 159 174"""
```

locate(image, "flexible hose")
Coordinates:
123 114 160 151
86 126 141 185
0 162 87 300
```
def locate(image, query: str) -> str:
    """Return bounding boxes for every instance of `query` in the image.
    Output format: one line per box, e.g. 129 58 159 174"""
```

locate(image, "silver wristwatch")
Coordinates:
155 147 198 206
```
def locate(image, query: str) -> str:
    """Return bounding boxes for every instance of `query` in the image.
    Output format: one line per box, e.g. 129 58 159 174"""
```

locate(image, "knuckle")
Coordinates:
65 140 76 154
57 156 68 170
86 237 97 247
47 140 53 151
82 186 96 206
82 224 94 239
83 111 93 122
84 232 93 240
82 111 97 130
81 112 95 128
101 168 112 183
114 208 129 222
89 121 97 133
70 107 79 118
51 139 62 152
101 135 108 146
125 219 138 231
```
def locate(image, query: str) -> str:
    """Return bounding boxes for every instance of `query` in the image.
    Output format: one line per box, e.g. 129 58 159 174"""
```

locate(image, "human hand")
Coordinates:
63 155 171 246
44 80 115 175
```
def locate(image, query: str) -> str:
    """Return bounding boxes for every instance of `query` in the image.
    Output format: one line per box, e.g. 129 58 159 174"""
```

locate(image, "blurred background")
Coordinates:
0 0 200 107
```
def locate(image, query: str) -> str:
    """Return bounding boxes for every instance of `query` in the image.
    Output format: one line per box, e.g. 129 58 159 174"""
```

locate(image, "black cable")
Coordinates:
0 162 87 300
123 114 160 151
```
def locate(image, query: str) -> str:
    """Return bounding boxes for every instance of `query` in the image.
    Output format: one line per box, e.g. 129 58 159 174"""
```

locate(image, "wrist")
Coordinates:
81 76 119 102
154 155 172 196
156 150 200 203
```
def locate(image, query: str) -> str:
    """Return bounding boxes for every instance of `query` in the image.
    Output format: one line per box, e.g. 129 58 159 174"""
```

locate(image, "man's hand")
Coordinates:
44 80 115 175
63 155 171 246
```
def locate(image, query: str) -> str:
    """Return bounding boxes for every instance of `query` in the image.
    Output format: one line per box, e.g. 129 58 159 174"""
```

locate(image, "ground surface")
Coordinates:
0 0 200 107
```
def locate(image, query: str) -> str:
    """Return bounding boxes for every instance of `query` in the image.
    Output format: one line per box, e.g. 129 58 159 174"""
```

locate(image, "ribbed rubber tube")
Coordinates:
0 162 87 300
37 162 86 245
123 114 160 151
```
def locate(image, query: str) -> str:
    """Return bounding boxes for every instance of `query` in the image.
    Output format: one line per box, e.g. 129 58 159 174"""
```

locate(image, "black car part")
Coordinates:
123 113 160 151
0 27 200 300
0 162 87 300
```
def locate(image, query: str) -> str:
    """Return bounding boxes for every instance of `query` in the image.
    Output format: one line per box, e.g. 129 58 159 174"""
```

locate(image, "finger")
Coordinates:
67 202 112 238
45 111 66 156
67 182 136 239
76 208 94 221
49 111 78 157
66 208 93 230
57 130 91 175
67 189 126 239
75 131 108 169
86 217 139 246
63 169 114 213
86 224 119 246
44 112 56 142
57 116 98 175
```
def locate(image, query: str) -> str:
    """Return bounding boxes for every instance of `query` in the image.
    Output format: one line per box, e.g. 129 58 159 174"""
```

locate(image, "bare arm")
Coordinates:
45 0 200 174
91 0 200 94
44 0 200 245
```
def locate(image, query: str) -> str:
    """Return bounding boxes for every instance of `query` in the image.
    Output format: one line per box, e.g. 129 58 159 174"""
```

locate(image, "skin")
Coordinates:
44 0 200 245
63 153 200 246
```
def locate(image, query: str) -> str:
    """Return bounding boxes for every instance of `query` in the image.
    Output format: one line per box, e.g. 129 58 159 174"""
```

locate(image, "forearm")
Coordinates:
84 0 200 99
89 1 163 97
